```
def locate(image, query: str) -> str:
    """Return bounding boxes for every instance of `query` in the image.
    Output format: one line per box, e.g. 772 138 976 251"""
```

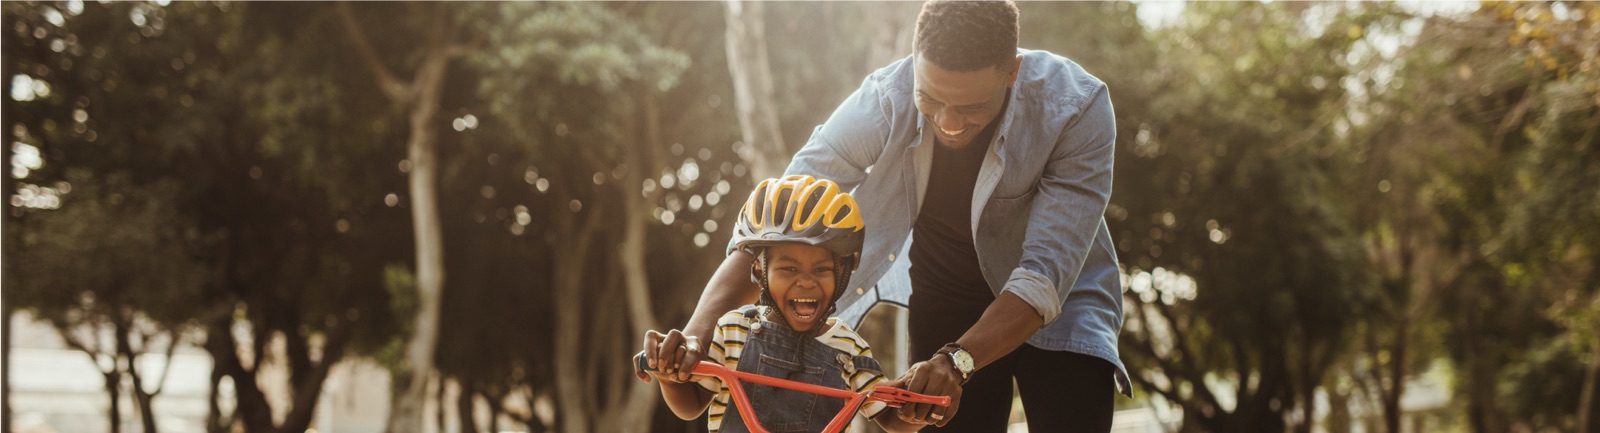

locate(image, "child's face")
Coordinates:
760 244 839 332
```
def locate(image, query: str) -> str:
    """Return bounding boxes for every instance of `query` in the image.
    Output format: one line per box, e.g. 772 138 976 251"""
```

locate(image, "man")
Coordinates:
673 1 1130 431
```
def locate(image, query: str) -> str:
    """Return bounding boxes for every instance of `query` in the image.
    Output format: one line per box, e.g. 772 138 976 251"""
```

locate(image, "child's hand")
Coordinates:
636 329 704 383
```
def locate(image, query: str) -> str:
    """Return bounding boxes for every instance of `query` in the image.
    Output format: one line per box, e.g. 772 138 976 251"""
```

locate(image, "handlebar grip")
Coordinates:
871 386 952 407
635 351 657 373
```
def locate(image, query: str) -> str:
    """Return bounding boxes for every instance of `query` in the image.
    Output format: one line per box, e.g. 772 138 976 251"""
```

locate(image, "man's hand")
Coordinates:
636 329 704 383
897 354 964 427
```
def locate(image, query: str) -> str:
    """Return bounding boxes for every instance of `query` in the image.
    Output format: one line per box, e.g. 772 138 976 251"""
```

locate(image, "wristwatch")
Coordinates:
936 343 975 383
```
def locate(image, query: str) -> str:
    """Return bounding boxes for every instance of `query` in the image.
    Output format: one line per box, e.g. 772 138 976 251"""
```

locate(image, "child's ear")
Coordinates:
749 260 764 283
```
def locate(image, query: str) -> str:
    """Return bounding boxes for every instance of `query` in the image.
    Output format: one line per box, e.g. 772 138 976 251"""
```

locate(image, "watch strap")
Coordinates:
935 343 974 383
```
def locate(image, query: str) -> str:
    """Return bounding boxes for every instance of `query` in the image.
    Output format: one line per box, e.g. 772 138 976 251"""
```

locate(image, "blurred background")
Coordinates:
1 1 1597 433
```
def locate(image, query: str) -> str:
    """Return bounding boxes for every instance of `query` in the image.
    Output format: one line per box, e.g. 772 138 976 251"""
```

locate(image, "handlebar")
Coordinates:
633 351 951 407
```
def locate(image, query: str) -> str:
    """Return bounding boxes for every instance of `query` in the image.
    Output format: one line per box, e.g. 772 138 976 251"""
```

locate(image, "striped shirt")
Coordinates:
696 309 887 432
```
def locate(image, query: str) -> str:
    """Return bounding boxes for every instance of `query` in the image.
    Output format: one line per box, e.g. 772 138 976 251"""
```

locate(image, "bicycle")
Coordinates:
634 352 951 433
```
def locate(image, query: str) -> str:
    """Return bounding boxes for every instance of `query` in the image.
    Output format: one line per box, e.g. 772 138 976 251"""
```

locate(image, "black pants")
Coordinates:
910 290 1116 433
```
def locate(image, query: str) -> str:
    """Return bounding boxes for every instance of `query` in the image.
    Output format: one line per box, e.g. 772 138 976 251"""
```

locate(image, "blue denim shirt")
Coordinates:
782 49 1131 396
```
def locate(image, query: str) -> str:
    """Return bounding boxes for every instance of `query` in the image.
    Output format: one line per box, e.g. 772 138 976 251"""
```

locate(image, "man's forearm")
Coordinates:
954 292 1045 370
685 249 761 341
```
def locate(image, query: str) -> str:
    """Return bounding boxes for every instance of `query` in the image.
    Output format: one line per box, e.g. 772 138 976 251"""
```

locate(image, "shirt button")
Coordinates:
856 287 865 295
888 254 896 261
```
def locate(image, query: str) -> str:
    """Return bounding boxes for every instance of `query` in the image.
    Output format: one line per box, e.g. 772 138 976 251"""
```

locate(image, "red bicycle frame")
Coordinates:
635 353 950 433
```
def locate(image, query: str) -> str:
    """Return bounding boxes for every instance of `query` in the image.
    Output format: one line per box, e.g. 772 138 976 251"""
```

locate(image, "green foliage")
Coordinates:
1359 4 1600 431
14 168 207 328
496 4 687 93
1499 335 1588 430
6 2 1598 432
1106 3 1390 429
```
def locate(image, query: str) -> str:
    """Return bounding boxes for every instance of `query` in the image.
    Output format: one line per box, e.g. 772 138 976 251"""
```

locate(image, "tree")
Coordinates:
3 4 214 432
1110 3 1384 431
3 4 412 433
1 4 45 431
1488 3 1600 430
470 4 699 431
335 3 478 431
1329 7 1479 432
13 170 204 433
722 1 787 181
1370 4 1596 430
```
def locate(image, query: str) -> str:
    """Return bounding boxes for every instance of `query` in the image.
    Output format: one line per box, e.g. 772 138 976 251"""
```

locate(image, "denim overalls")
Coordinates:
721 306 884 433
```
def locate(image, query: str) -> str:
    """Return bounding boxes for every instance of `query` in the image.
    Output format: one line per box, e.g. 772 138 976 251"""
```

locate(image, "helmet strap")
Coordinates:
753 249 794 330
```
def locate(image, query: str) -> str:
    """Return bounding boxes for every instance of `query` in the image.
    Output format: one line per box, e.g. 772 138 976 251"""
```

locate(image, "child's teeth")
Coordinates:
791 298 821 320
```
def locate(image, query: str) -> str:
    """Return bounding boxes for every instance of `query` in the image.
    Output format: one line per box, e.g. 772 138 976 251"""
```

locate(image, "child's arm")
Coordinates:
657 379 715 420
639 325 730 420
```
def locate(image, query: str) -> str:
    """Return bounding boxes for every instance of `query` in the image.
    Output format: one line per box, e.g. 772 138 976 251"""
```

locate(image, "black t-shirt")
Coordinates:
908 116 1004 306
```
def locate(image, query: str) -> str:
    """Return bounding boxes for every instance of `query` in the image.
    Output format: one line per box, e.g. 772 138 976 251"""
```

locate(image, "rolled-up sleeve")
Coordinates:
1001 86 1115 324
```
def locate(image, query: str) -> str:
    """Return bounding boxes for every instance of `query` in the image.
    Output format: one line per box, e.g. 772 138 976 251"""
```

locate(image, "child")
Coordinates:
637 175 922 433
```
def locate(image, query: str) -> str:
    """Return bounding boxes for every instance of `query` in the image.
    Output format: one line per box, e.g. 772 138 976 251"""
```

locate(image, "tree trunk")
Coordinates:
391 47 451 433
484 390 500 433
1383 316 1408 433
458 381 479 433
205 363 228 433
116 320 159 433
480 387 511 433
1297 350 1313 433
609 97 665 432
105 369 124 433
129 365 157 433
61 320 128 433
1 9 20 433
336 6 463 432
279 317 352 433
1462 321 1500 433
0 302 11 433
1578 337 1600 433
723 0 790 180
620 91 664 351
203 316 273 433
552 254 593 433
1247 345 1290 433
1326 384 1352 433
551 204 604 433
436 379 447 433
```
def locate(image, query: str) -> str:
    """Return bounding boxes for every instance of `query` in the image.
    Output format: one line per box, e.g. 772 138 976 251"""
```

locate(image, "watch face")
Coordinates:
953 350 975 373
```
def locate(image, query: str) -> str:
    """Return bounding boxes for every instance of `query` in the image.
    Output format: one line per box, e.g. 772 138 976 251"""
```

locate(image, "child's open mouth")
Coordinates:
789 298 820 319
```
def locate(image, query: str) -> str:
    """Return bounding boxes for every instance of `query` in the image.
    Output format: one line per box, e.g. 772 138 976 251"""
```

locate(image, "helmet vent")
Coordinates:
797 189 826 223
829 205 854 226
773 189 794 227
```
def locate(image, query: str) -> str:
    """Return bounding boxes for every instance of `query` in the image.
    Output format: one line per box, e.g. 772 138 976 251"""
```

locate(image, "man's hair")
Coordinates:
914 0 1019 72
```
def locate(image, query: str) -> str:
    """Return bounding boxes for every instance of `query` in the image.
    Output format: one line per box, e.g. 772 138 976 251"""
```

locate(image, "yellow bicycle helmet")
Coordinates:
731 175 865 259
732 175 867 323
